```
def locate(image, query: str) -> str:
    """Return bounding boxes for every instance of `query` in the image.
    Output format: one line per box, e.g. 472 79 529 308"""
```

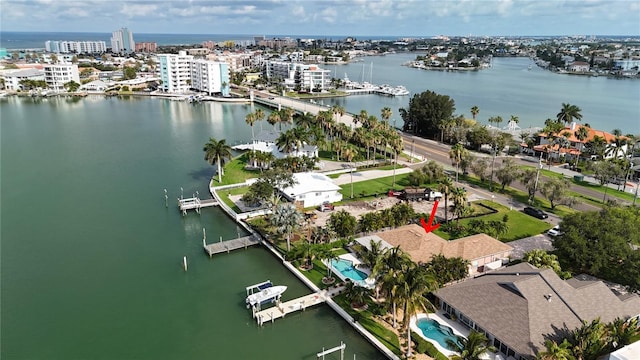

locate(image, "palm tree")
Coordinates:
557 103 583 126
446 330 496 360
574 126 590 167
488 115 503 129
470 106 479 120
245 112 257 145
374 246 412 328
280 107 295 130
267 109 281 130
438 176 453 223
607 317 639 350
537 339 575 360
331 104 346 125
399 264 438 358
203 138 232 183
269 202 303 251
381 107 392 123
276 129 300 154
342 144 358 198
450 187 470 222
343 281 373 309
389 133 404 187
449 143 467 182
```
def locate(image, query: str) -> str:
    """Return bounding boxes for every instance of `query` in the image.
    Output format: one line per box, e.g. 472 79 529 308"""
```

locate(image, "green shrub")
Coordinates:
410 331 448 360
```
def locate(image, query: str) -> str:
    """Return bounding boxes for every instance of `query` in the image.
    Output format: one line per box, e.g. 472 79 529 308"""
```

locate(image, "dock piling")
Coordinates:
183 256 188 271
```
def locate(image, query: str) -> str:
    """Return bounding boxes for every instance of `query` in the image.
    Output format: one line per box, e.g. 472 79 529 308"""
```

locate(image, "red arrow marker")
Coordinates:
420 200 440 233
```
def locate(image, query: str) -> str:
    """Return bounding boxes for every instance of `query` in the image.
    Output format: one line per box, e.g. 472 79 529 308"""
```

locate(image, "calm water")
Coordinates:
321 54 640 134
0 96 384 359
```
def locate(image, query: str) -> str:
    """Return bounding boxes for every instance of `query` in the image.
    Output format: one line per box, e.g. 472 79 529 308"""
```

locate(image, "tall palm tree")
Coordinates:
203 137 232 183
574 126 590 167
438 176 454 223
267 109 281 130
557 103 583 126
343 281 373 309
470 106 479 120
399 264 438 358
245 112 257 145
450 187 470 222
381 107 392 123
446 330 496 360
449 143 467 182
331 104 346 126
294 111 315 129
269 202 303 251
280 107 295 130
374 246 412 328
389 133 404 187
488 115 503 129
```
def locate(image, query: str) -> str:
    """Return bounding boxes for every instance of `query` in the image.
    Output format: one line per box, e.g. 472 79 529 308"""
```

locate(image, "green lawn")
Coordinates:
212 154 260 186
338 173 412 200
434 200 553 242
216 186 250 213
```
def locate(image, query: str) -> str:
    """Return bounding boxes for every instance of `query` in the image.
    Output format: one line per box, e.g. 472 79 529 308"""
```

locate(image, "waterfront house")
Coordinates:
435 262 640 360
278 172 342 208
0 68 44 91
234 130 319 163
358 224 513 275
43 63 80 92
569 61 590 72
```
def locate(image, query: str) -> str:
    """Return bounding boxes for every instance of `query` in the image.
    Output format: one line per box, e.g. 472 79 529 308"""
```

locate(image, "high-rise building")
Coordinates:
158 51 194 93
135 42 157 53
111 28 135 54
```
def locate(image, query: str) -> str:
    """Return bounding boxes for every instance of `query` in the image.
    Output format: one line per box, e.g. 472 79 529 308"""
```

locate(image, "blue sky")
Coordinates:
2 0 639 36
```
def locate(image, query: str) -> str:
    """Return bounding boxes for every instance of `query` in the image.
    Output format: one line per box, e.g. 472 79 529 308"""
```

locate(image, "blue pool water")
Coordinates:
330 258 369 283
416 318 461 349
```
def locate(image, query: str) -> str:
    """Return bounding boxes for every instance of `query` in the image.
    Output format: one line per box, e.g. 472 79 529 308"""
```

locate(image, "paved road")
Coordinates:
398 133 637 212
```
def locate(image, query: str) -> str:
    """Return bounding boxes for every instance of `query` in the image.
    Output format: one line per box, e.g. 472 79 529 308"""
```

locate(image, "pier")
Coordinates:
203 235 261 257
178 197 218 215
254 292 327 326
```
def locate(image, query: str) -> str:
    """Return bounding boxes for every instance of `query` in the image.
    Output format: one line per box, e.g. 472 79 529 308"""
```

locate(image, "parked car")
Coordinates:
318 202 334 212
523 206 548 219
547 225 563 237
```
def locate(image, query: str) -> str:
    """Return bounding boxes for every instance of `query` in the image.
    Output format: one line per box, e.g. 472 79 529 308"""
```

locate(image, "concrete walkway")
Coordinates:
333 168 414 185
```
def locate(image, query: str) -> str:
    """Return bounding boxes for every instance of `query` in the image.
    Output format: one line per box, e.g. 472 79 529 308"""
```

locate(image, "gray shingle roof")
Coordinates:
436 263 640 357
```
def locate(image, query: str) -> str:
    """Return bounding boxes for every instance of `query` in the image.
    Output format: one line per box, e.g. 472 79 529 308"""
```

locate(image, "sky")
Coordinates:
1 0 639 37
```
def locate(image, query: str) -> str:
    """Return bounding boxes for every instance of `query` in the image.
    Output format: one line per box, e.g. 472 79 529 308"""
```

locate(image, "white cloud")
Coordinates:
120 3 158 17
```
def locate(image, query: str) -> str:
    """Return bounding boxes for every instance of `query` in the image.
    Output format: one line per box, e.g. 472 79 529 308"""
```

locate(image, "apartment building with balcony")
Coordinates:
190 59 230 96
158 51 194 93
111 28 135 54
43 64 80 92
265 61 330 91
45 41 107 54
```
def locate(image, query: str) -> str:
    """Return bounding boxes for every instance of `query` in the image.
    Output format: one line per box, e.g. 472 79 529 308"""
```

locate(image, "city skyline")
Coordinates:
1 0 639 37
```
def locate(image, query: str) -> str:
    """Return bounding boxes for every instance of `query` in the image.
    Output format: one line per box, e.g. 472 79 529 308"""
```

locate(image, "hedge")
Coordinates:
410 331 449 360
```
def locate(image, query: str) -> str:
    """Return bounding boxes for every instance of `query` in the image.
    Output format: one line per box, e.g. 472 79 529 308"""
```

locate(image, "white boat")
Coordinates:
246 285 287 307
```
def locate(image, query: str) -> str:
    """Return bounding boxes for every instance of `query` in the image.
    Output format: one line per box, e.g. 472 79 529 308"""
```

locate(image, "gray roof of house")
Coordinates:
436 263 640 357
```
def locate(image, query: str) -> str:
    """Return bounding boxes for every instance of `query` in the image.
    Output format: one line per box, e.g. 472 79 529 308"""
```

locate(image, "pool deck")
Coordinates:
325 253 375 288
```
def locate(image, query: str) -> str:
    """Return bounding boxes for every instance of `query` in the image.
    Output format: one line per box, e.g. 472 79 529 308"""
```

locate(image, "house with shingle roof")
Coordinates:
358 224 513 274
435 262 640 360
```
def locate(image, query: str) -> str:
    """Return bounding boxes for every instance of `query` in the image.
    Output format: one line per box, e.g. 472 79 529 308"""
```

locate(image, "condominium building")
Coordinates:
111 28 135 54
135 42 157 53
45 41 107 54
0 68 45 91
190 59 230 96
43 64 80 92
158 51 194 93
265 61 330 91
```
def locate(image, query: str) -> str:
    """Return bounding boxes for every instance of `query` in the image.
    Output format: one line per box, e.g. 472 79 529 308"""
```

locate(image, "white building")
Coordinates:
111 28 135 54
0 68 45 91
43 64 80 92
279 172 343 208
265 61 331 91
190 59 230 96
158 51 194 93
45 41 107 54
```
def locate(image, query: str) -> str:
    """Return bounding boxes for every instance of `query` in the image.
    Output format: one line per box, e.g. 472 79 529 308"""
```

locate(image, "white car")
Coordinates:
547 225 563 237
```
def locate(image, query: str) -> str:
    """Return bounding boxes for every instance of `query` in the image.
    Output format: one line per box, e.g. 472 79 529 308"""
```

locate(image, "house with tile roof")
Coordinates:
435 262 640 359
528 122 630 162
357 224 513 274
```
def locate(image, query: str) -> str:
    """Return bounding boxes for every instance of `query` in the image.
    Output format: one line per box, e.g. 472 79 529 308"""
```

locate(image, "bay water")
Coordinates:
0 96 384 359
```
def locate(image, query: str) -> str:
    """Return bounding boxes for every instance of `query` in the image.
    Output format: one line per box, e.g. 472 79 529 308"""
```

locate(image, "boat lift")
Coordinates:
317 342 346 360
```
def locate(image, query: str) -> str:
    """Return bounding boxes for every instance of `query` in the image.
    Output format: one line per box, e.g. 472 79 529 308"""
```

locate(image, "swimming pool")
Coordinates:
416 318 461 349
330 258 369 285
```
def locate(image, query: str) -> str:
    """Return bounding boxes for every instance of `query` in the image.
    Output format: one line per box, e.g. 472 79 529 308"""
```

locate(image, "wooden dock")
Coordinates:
178 197 218 215
203 235 261 257
254 292 327 326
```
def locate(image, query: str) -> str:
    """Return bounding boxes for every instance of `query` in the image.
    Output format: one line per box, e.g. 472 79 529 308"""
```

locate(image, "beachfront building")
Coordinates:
190 59 230 96
158 51 194 93
111 27 135 54
278 172 342 208
45 40 107 54
435 262 640 360
358 224 512 275
43 64 80 92
0 68 45 91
